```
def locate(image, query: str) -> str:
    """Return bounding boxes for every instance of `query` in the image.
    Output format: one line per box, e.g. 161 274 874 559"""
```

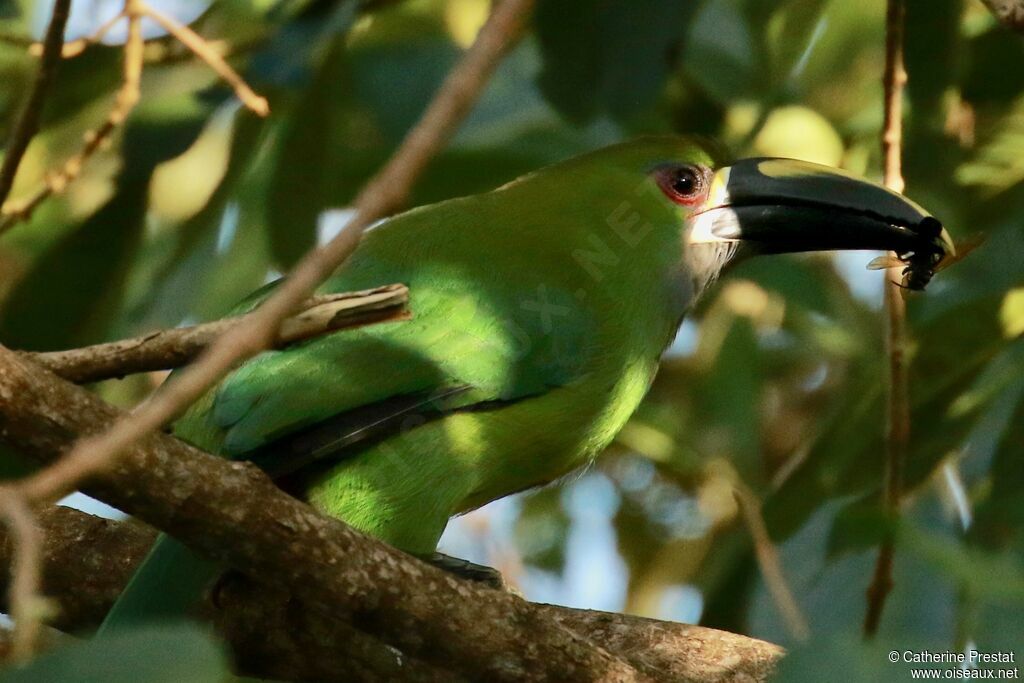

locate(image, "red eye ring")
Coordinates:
655 164 710 207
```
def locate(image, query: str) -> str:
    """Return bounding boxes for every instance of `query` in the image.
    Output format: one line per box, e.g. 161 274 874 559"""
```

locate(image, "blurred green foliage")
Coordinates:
0 624 229 682
1 0 1023 680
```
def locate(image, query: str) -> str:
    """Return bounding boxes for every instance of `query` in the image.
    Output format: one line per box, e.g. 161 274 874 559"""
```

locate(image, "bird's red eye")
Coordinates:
656 164 709 206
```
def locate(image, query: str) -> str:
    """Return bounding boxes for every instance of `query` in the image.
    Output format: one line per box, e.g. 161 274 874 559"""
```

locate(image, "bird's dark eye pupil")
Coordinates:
672 168 698 196
655 164 707 205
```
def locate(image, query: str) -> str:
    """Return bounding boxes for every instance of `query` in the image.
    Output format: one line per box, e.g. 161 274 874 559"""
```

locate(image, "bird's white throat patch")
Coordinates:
687 206 743 245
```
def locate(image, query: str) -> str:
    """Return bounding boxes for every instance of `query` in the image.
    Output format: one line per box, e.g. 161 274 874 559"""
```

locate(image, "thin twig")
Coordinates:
734 484 810 642
0 1 145 235
24 285 409 384
0 0 269 233
29 9 126 58
141 0 269 116
121 2 145 120
0 0 71 209
0 491 47 663
864 0 908 639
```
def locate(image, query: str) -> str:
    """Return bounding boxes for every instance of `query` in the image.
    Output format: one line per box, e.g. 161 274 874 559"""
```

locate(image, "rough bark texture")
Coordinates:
22 285 408 384
0 348 617 680
541 607 782 683
0 348 783 681
0 505 783 681
0 507 152 633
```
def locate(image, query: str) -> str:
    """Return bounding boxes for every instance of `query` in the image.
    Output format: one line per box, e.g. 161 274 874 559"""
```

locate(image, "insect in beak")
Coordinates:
866 230 982 298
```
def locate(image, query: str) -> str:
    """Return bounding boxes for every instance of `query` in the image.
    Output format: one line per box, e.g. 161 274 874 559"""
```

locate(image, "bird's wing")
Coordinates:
173 275 595 478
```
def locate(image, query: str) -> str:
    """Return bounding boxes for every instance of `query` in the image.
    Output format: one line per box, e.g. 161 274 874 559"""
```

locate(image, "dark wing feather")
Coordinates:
245 385 473 479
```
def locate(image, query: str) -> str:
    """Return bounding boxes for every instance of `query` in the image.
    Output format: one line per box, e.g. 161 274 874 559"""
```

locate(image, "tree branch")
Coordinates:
21 284 409 384
0 507 152 634
539 607 782 683
0 492 44 662
0 504 783 682
734 484 809 642
0 0 71 209
865 0 908 639
0 345 649 681
140 0 269 115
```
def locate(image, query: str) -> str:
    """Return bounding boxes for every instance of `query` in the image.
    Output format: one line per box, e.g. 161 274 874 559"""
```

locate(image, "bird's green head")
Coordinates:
551 136 954 295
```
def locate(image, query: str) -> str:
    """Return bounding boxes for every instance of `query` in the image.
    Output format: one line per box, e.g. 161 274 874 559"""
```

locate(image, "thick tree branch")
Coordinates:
865 0 908 638
0 507 153 634
0 0 71 209
539 607 782 683
0 346 646 681
0 505 783 682
21 285 409 384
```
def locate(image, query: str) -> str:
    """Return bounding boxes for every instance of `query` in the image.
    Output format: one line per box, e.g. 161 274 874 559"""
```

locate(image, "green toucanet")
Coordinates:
101 136 952 627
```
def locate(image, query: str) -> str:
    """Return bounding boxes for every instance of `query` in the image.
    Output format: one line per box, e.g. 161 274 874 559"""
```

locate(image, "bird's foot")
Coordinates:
422 552 508 591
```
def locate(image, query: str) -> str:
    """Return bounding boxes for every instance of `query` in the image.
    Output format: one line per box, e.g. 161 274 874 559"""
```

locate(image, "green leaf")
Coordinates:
899 525 1024 603
904 0 961 124
0 94 216 350
350 38 459 142
957 94 1024 195
0 177 149 350
700 315 762 483
948 338 1024 418
774 632 906 682
681 0 759 104
962 26 1024 108
38 46 123 131
0 624 229 683
971 389 1024 547
535 0 694 122
765 0 828 84
825 495 891 559
190 147 276 322
265 38 350 268
123 112 269 331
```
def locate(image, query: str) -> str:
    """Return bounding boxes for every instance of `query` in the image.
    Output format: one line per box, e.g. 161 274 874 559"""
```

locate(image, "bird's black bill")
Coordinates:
690 157 954 261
